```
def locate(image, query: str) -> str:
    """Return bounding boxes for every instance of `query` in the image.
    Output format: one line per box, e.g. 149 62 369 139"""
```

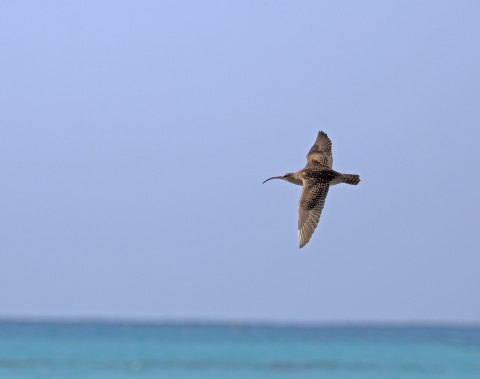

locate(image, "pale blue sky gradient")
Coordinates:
1 1 479 323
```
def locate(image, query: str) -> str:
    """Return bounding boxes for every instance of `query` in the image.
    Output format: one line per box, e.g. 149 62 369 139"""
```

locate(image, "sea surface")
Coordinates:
0 322 479 378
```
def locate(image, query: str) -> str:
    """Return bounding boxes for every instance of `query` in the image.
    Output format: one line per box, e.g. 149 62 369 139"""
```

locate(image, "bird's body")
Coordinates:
263 131 360 248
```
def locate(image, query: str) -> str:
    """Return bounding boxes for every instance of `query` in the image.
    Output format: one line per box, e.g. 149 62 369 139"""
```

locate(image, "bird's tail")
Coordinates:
341 174 360 185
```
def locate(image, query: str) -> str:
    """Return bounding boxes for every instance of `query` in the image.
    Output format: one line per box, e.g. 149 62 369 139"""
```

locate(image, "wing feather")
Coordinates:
298 180 329 248
306 131 333 168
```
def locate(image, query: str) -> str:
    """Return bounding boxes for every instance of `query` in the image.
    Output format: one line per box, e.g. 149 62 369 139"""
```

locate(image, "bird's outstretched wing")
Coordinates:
306 131 333 168
298 179 330 248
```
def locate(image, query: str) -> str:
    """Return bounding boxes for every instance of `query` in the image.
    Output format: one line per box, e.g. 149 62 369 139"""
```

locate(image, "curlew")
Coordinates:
263 131 360 248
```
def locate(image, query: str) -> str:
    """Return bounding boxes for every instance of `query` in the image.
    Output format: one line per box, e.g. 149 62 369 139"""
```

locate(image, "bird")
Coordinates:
263 131 360 248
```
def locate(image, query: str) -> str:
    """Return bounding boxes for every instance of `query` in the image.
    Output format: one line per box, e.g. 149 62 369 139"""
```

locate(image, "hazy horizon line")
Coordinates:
0 316 478 328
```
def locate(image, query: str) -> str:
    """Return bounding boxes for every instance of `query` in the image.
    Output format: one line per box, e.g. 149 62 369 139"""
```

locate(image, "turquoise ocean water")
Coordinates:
0 322 478 378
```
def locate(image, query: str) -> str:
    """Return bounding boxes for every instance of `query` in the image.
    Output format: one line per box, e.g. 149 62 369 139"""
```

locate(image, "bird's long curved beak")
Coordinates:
263 176 283 184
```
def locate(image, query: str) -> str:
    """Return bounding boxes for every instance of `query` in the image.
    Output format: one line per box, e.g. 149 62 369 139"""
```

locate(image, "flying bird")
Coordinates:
263 131 360 248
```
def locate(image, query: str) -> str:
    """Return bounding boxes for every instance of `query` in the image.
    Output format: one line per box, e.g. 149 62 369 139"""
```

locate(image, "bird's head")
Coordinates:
263 173 297 184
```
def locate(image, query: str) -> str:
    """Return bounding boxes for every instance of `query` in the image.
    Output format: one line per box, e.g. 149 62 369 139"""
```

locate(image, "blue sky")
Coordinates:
1 1 479 323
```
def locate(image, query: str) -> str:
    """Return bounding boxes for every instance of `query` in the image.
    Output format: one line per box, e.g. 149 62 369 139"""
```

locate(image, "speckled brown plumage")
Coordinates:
263 131 360 248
